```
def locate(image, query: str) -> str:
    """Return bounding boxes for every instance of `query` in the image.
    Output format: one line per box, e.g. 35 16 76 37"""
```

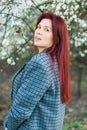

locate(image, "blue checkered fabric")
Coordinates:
3 49 65 130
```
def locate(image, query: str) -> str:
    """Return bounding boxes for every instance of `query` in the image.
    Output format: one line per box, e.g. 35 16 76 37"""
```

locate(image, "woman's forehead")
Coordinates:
38 19 52 28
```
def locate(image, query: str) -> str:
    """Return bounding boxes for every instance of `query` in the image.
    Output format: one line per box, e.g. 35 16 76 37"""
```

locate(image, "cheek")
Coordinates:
49 34 53 43
46 33 53 40
46 36 53 46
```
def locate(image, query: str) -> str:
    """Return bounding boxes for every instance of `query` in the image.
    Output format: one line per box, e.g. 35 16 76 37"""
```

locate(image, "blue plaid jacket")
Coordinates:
4 49 65 130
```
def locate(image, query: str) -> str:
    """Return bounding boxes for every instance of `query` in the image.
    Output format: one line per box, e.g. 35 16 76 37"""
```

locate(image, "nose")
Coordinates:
36 28 42 35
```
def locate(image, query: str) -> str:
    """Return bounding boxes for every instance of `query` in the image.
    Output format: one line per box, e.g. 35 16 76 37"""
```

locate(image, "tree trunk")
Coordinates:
77 66 83 98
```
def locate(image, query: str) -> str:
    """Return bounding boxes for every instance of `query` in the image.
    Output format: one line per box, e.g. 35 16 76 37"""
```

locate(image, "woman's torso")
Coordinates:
11 50 65 130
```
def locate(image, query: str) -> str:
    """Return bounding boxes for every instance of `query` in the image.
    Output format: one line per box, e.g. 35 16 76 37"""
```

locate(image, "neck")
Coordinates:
38 47 46 53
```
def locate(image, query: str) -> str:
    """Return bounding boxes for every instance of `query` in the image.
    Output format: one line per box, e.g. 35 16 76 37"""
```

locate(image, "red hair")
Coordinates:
35 12 71 103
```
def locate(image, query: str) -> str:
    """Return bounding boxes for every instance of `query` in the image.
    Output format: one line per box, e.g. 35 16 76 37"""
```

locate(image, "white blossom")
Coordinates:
7 57 16 65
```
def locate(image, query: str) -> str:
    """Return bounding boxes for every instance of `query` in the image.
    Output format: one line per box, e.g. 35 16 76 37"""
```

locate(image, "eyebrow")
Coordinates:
38 23 52 29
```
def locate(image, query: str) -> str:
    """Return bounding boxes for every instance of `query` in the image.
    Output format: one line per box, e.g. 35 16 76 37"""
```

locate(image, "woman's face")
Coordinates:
34 19 53 52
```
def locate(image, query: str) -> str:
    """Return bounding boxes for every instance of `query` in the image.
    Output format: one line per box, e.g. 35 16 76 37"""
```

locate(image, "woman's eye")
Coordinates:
45 28 49 32
47 29 49 32
36 25 50 32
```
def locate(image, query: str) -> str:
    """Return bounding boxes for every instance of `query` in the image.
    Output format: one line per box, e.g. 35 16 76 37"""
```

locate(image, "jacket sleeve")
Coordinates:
4 60 51 130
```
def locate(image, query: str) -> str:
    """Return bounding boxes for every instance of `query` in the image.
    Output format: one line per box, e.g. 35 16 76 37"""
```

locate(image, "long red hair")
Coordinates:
35 12 71 104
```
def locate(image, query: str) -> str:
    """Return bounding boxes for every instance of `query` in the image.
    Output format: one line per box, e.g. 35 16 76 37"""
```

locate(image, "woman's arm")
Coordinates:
4 60 51 130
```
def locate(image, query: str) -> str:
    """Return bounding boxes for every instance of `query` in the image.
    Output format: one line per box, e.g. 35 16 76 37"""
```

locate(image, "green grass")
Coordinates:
63 119 86 130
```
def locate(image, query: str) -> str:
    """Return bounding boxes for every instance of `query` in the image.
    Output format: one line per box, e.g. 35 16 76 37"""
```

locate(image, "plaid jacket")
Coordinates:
4 49 65 130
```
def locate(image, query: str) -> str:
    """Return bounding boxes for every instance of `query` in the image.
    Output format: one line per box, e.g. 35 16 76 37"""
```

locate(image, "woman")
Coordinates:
4 12 71 130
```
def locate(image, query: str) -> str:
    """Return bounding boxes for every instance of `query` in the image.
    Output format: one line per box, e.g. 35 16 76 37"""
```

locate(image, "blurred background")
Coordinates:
0 0 87 130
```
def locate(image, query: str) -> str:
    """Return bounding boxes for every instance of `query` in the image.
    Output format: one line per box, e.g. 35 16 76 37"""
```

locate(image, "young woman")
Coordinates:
4 12 71 130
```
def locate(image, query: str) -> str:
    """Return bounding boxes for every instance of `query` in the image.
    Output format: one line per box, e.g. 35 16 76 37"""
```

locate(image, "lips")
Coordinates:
35 36 42 41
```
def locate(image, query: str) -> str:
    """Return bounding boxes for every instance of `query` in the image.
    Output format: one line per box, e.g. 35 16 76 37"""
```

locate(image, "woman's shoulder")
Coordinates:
27 50 52 70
